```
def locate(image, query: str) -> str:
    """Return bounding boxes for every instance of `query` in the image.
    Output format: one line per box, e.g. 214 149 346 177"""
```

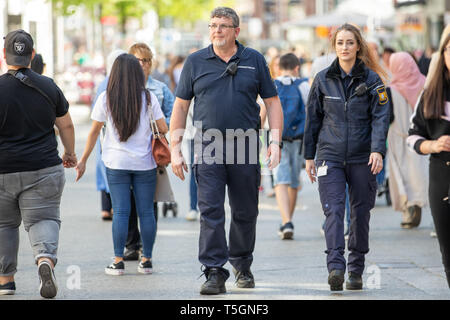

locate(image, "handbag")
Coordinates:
147 90 171 166
154 166 175 202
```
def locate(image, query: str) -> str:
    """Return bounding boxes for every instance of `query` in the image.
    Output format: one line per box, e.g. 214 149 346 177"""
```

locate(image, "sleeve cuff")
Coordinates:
414 139 426 155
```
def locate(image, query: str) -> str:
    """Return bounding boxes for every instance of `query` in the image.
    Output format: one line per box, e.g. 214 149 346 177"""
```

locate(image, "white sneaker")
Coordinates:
186 210 199 221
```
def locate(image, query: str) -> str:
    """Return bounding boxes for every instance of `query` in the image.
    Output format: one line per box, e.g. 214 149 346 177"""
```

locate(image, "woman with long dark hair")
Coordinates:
408 33 450 288
304 24 390 291
75 54 168 275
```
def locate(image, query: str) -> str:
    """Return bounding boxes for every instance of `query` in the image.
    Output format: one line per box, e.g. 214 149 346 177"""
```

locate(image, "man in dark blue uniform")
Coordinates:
170 7 283 295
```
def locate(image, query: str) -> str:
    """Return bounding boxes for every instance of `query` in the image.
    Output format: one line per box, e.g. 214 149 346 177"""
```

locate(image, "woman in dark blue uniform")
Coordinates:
304 24 390 291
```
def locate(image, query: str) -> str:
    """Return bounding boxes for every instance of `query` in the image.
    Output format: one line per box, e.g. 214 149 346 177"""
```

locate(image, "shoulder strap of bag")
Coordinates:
146 89 161 138
7 69 57 112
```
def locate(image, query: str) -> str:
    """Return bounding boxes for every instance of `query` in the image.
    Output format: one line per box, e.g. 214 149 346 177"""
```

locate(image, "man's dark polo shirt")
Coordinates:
176 41 277 132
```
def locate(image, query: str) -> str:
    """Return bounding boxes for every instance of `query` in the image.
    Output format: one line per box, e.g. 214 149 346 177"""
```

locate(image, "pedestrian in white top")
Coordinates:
75 53 168 275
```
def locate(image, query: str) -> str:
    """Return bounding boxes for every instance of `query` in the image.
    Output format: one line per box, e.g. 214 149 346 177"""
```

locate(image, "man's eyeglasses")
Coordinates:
208 24 236 31
137 58 151 64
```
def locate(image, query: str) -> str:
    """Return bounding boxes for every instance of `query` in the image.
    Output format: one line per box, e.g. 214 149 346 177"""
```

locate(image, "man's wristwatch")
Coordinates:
269 140 283 149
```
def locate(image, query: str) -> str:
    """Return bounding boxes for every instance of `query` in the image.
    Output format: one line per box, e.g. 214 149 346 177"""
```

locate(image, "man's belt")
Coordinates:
282 136 303 142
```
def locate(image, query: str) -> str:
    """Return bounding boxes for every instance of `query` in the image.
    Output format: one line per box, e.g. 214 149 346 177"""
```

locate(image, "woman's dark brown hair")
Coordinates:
422 33 450 119
107 53 148 142
331 23 388 84
167 55 185 92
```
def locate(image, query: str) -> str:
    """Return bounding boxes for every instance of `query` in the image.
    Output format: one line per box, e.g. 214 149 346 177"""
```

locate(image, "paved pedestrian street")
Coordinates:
2 117 450 301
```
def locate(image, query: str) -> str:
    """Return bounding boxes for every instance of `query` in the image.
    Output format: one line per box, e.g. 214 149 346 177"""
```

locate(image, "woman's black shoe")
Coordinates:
123 248 140 261
346 272 363 290
409 205 422 227
328 269 345 291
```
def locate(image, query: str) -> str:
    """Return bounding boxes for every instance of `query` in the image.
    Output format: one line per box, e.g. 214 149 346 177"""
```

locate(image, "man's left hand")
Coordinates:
266 143 281 170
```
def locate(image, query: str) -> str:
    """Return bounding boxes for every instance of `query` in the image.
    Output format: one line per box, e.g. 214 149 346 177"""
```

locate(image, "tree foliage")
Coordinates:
50 0 223 23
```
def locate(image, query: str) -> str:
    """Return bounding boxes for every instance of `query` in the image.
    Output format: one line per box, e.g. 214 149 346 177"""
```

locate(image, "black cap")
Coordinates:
3 29 34 67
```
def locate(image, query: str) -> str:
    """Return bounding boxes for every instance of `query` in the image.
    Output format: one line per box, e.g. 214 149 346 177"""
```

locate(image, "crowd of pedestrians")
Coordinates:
0 6 449 298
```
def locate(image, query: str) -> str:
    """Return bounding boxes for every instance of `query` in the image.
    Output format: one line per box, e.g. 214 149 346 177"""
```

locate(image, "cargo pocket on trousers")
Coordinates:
368 173 377 210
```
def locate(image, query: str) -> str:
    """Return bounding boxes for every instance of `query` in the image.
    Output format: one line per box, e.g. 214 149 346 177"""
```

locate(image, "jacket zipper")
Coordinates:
337 77 349 166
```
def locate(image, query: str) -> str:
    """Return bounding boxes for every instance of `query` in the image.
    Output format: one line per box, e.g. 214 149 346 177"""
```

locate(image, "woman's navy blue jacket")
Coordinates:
304 58 390 164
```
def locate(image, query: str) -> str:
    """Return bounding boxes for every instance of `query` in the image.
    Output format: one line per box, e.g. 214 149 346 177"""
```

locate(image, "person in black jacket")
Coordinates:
407 32 450 288
304 24 390 291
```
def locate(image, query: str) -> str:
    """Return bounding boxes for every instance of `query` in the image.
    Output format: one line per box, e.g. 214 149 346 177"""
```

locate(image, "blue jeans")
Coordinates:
106 168 157 259
375 158 386 187
272 139 303 189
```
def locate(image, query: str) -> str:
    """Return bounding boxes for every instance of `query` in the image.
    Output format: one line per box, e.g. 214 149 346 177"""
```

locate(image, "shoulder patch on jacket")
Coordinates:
377 87 388 105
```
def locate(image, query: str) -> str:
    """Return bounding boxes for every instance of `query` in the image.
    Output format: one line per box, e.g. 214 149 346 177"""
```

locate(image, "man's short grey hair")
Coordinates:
210 7 239 27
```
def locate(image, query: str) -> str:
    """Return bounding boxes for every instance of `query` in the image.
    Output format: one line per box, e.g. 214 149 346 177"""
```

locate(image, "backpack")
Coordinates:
274 77 307 140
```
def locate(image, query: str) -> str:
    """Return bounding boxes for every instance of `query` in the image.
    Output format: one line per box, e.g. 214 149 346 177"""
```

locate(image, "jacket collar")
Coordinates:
204 40 244 61
326 58 366 79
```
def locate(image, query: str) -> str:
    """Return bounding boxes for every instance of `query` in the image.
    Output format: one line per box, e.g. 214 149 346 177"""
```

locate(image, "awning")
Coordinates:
282 12 369 28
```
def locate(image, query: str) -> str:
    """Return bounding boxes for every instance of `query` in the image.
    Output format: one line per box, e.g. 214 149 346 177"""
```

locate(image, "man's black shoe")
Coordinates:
0 282 15 295
346 272 363 290
123 248 140 261
200 268 226 295
328 269 345 291
233 268 255 288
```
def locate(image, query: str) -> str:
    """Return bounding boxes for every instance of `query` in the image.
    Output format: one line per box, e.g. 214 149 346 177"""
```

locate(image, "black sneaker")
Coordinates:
328 269 345 291
138 260 153 274
346 272 363 290
0 282 16 295
105 261 125 276
200 268 226 295
278 222 294 240
123 248 140 261
233 268 255 288
38 260 58 298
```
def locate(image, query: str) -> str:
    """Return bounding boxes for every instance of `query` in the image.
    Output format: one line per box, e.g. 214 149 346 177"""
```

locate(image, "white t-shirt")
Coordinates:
91 91 164 170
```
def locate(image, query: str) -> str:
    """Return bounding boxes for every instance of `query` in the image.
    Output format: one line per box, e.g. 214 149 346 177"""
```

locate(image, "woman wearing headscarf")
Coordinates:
387 52 429 229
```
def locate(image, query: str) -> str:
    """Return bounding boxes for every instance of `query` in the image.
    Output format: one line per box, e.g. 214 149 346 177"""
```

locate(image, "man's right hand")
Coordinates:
171 149 188 181
305 159 317 183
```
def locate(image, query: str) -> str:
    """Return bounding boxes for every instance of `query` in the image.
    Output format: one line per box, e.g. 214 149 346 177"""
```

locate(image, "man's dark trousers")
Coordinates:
194 136 260 276
317 161 377 275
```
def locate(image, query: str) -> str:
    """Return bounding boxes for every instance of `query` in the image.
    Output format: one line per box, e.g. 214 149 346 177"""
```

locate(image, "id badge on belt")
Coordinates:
317 161 328 177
